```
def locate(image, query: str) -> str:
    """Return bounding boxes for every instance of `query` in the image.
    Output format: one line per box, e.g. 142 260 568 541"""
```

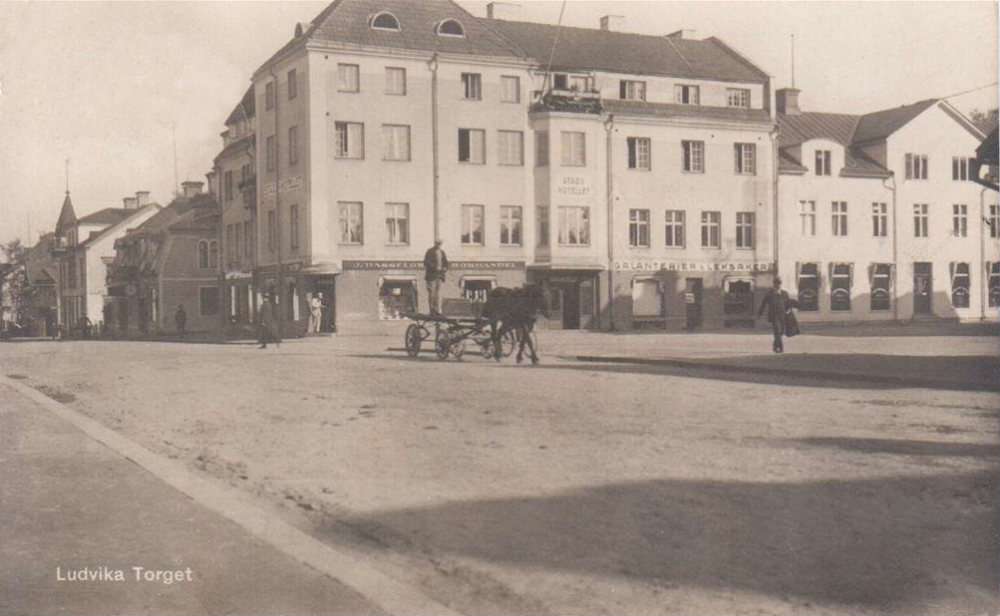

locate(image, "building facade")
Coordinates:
777 89 998 322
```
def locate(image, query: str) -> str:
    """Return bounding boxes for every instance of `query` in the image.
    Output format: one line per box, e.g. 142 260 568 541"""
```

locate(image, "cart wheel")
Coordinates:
405 324 423 357
435 334 451 360
452 340 468 360
501 329 517 357
480 339 495 359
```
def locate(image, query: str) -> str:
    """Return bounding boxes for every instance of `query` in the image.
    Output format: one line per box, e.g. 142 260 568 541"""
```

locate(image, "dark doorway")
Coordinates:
685 278 703 329
913 262 933 315
559 282 581 330
315 278 337 333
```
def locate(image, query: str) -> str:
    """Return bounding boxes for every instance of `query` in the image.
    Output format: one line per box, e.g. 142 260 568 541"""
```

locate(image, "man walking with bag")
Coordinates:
756 277 797 354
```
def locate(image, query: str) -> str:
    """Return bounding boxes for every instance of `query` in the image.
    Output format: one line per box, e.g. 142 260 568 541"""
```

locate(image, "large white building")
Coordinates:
239 0 778 332
776 89 998 322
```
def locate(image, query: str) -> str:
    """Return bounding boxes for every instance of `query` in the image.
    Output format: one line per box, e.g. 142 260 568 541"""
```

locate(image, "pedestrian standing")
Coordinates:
756 277 795 354
309 292 323 333
423 239 448 316
258 293 275 349
175 304 187 338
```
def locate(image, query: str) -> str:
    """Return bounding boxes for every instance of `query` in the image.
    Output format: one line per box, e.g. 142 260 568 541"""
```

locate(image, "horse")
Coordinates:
481 283 551 365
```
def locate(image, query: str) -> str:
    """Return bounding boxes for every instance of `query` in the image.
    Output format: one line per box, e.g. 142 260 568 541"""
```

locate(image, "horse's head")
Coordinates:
527 283 552 319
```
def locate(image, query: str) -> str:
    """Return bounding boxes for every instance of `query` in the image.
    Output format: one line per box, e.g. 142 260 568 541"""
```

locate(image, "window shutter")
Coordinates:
628 139 636 168
458 130 470 161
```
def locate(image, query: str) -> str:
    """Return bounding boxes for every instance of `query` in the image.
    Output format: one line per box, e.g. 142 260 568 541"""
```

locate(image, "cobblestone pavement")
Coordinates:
1 332 997 615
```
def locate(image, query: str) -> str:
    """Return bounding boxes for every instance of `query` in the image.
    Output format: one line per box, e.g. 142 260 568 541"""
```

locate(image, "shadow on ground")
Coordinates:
321 470 998 612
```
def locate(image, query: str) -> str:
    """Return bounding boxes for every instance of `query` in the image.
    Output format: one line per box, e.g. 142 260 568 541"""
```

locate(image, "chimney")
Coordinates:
486 2 520 20
135 191 150 207
181 181 204 198
776 88 802 116
600 15 624 31
665 29 697 40
123 197 138 209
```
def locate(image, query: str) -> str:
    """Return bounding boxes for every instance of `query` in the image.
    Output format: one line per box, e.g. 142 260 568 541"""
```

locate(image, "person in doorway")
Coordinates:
423 239 449 316
309 292 323 333
756 277 794 353
175 304 187 338
258 293 277 349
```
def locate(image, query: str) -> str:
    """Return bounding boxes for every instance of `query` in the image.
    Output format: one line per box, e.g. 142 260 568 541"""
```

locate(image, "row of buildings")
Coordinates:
20 0 1000 337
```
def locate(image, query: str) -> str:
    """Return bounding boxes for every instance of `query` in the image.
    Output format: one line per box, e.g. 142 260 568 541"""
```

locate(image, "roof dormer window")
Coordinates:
371 12 400 31
437 19 465 37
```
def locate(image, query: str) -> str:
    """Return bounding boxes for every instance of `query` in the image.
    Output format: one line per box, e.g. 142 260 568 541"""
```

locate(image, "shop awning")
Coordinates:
377 275 417 288
458 275 497 289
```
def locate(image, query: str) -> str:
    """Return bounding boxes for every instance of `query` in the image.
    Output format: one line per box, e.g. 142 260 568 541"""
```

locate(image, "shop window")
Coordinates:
988 262 1000 308
951 262 970 308
461 280 493 303
869 263 892 311
379 280 416 320
796 262 819 311
632 278 662 317
723 279 754 316
830 263 852 311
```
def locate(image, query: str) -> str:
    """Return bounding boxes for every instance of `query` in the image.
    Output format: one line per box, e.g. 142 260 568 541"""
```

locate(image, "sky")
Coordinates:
0 0 997 250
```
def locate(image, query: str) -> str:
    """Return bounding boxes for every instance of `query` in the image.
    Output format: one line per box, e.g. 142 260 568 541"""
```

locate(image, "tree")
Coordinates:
1 238 30 325
969 108 998 134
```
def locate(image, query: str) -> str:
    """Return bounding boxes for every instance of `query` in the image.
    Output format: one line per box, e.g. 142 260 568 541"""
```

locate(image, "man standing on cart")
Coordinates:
423 239 449 316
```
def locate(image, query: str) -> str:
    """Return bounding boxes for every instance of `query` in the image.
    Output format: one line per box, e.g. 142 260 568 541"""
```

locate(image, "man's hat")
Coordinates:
774 276 783 285
434 238 443 245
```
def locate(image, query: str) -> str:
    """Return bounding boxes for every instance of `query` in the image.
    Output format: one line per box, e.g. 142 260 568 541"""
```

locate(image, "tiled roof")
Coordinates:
120 195 217 243
79 206 158 248
77 207 135 225
603 99 771 123
224 86 256 127
778 112 858 147
485 19 768 83
214 136 255 164
851 99 938 145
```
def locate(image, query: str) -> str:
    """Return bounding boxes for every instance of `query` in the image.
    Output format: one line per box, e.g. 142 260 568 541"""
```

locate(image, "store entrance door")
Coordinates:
555 282 581 329
685 278 703 329
913 263 933 315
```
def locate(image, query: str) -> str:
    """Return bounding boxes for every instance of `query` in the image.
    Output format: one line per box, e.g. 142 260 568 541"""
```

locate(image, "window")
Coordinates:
665 210 685 247
224 170 234 202
289 204 300 251
914 203 929 237
379 280 416 320
682 140 704 173
870 263 892 311
726 88 750 108
800 200 816 236
382 124 411 161
287 69 297 100
561 131 586 166
437 18 465 37
462 280 493 304
815 150 832 176
335 122 364 159
198 240 218 268
267 211 276 252
553 73 590 92
796 263 819 311
701 211 720 248
199 287 220 316
288 125 299 165
535 131 549 167
265 135 276 172
558 206 590 245
734 143 756 175
629 209 650 248
830 263 852 311
385 203 409 245
244 221 253 257
953 156 970 181
338 202 363 245
990 205 1000 239
385 67 406 95
627 137 651 170
226 225 234 260
338 64 360 92
461 73 481 100
632 278 663 317
497 131 524 166
620 80 646 101
905 153 928 180
265 81 274 110
461 205 484 245
501 76 520 103
832 201 848 236
736 212 754 248
951 262 970 308
235 222 243 259
872 202 887 237
458 128 485 164
371 12 400 31
537 206 549 247
989 262 1000 307
499 206 522 246
675 84 700 105
952 204 968 237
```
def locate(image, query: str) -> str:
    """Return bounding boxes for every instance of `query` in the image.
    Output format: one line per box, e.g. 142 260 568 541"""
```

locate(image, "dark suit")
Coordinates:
423 246 449 314
757 288 791 352
258 300 280 348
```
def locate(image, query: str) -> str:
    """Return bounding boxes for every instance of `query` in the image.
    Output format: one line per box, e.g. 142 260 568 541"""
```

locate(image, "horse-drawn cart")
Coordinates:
403 312 516 360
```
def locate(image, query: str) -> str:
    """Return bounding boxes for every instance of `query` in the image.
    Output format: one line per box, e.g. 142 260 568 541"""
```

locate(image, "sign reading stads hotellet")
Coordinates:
614 260 775 272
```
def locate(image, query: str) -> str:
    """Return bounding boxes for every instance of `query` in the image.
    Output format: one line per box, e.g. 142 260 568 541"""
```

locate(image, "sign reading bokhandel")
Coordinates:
343 260 524 271
614 260 774 272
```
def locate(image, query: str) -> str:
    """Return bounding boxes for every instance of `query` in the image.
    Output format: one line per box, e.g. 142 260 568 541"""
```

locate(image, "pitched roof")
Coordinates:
976 127 998 164
55 192 77 234
485 19 768 83
79 205 159 248
778 112 859 148
851 99 938 145
119 194 218 244
77 207 135 226
214 135 254 164
224 86 256 127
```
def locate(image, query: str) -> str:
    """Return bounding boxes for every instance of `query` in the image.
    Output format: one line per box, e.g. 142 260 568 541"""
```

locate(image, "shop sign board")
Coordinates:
556 176 591 198
613 260 774 272
261 175 303 198
343 260 525 271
